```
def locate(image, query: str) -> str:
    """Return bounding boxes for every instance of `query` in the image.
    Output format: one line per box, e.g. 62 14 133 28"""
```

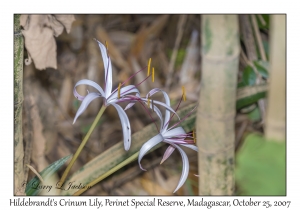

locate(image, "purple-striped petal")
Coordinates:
179 144 198 152
163 127 186 138
160 145 175 164
146 88 171 132
95 39 112 97
138 133 164 171
74 79 105 99
170 144 189 193
145 101 164 130
73 93 101 124
110 103 131 151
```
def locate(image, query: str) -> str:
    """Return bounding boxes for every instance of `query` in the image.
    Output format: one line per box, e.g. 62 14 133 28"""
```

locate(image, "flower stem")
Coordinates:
72 151 139 195
58 105 107 187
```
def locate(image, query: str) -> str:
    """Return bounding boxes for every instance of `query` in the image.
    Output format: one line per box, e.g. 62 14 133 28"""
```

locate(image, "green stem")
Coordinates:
73 151 139 195
58 105 106 186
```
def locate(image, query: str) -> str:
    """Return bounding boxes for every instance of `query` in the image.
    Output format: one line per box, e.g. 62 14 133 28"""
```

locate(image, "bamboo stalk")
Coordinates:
197 15 239 195
265 15 286 141
14 14 25 195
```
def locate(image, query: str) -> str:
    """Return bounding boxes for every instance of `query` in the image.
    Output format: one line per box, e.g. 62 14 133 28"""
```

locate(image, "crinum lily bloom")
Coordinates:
73 39 141 151
138 89 198 193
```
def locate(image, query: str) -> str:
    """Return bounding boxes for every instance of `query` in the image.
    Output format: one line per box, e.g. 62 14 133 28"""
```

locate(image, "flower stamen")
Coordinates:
105 40 108 51
152 67 155 83
117 83 121 99
193 130 196 143
147 58 151 76
182 86 186 101
147 98 151 108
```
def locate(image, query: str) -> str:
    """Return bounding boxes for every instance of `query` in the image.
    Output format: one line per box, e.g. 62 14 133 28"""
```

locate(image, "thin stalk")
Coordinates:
265 15 286 141
251 14 267 61
14 14 25 195
73 151 139 195
58 105 107 186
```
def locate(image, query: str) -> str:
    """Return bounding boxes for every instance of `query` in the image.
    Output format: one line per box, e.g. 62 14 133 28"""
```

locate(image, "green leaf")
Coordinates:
242 66 256 86
26 154 72 196
256 14 270 30
254 60 269 78
236 89 266 110
236 134 286 195
263 40 269 60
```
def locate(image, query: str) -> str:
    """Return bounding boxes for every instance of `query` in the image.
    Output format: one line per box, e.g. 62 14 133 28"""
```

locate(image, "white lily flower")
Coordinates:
73 39 141 151
138 89 198 193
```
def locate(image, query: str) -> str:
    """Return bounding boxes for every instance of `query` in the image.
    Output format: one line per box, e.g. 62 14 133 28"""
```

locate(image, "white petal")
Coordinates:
138 133 164 171
73 93 101 124
110 103 131 151
146 88 171 131
146 102 164 131
74 79 105 97
95 39 112 97
163 127 186 138
105 57 113 97
170 144 189 193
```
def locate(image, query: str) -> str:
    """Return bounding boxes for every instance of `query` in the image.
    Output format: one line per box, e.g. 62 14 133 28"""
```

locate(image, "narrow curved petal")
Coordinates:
146 88 171 131
105 57 113 97
163 127 186 138
170 144 189 193
180 144 198 152
73 93 101 124
138 133 164 171
124 92 140 111
160 145 175 164
164 139 188 144
124 102 135 110
74 79 105 98
95 39 112 97
145 102 164 130
110 103 131 151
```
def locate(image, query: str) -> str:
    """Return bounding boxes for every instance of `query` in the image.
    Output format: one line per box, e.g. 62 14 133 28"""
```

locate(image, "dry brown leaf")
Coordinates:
54 15 75 34
28 93 48 171
20 14 29 29
21 15 57 70
20 15 75 70
47 15 65 37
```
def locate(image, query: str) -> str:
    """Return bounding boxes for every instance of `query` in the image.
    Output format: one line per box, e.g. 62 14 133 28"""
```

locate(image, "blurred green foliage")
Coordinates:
247 107 261 122
236 134 286 195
